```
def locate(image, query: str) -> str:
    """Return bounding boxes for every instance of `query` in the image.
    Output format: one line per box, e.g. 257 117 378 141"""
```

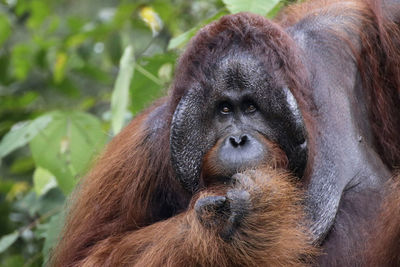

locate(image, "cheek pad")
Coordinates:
170 89 212 193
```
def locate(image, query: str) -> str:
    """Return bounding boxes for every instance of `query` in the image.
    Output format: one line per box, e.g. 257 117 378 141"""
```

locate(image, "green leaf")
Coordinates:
1 255 24 267
112 3 141 28
0 231 19 253
53 52 68 84
111 45 135 135
266 1 285 18
131 53 177 114
0 115 52 159
27 0 50 29
37 188 65 216
222 0 280 16
158 63 173 83
168 28 197 50
33 167 57 197
30 111 107 195
105 32 122 65
38 212 65 265
168 10 227 50
14 188 65 217
9 156 35 174
14 191 37 217
11 43 35 80
0 14 11 47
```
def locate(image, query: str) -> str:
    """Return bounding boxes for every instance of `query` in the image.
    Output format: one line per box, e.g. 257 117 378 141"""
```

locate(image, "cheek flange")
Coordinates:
170 89 210 193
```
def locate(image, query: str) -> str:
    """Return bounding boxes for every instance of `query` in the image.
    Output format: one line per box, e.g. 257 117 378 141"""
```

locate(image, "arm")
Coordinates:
79 168 316 267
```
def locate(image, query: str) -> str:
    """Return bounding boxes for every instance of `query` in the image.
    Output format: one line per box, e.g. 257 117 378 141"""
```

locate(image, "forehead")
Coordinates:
208 50 275 95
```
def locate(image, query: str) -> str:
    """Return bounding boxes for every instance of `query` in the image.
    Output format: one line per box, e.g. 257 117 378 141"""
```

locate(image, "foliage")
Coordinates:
0 0 282 265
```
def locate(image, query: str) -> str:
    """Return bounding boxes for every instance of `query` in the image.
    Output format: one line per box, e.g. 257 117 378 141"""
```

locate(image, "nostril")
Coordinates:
229 136 240 147
239 135 248 146
229 135 248 148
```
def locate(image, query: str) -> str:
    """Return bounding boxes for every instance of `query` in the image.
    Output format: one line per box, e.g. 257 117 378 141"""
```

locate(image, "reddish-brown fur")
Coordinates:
362 177 400 266
50 0 400 265
76 169 316 267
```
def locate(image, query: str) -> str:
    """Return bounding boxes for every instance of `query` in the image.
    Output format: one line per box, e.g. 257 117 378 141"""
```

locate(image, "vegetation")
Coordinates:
0 0 282 265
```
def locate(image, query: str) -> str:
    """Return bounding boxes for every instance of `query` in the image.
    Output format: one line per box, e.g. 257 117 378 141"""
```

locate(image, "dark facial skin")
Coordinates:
211 90 269 177
170 50 307 193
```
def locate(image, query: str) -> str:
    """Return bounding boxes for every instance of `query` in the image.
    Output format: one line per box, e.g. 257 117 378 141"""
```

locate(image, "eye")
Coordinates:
246 103 257 113
219 103 232 114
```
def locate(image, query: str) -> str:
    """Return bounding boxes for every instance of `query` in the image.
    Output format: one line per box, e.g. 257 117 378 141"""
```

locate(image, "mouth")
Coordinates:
202 148 267 187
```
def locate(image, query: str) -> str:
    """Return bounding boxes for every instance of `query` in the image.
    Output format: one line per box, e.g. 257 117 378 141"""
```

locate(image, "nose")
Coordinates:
218 133 265 172
229 134 248 147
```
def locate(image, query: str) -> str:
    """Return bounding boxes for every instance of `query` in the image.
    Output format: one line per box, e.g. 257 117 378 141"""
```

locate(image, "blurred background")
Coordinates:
0 0 285 265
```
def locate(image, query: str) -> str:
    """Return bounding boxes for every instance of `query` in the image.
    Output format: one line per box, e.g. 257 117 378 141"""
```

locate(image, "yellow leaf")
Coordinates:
54 52 67 84
139 6 163 36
